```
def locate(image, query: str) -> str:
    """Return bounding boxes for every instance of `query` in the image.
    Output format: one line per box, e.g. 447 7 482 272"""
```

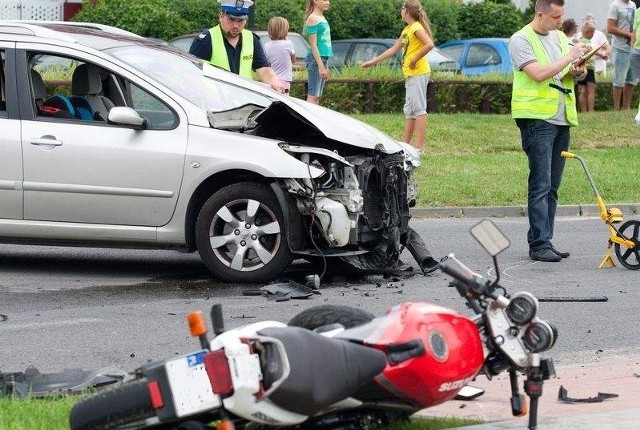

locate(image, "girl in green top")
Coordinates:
304 0 332 104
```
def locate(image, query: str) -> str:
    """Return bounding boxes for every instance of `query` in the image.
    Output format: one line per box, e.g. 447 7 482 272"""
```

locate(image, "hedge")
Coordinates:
73 0 524 44
290 79 640 115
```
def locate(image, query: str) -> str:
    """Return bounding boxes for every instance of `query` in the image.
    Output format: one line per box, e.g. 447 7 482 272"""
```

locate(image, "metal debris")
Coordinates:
558 385 618 403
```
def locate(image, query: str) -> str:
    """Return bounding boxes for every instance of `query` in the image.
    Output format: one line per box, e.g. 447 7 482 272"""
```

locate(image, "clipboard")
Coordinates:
574 42 606 67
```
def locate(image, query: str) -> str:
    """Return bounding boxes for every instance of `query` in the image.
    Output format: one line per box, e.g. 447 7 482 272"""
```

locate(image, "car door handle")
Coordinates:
30 138 63 146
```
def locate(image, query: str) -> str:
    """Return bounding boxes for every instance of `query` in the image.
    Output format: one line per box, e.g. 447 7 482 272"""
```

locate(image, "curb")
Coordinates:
410 204 640 219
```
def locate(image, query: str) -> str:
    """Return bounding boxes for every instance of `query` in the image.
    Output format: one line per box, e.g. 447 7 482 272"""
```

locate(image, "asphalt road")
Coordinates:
1 216 639 376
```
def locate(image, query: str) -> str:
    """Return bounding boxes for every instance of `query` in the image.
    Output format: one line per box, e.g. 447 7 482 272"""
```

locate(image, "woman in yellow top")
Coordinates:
361 0 434 153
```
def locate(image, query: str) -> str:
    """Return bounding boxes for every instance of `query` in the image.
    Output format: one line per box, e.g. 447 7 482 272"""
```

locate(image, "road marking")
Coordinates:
0 318 104 331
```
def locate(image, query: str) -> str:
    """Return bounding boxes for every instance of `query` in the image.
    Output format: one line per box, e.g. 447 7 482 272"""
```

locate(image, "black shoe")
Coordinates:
529 248 562 262
551 247 570 258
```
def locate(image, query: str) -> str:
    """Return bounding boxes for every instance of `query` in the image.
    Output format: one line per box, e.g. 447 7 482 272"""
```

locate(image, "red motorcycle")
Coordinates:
286 219 556 430
70 220 556 430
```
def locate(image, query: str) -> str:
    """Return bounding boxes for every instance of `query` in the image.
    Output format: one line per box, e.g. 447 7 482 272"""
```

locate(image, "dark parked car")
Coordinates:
437 38 512 76
168 31 310 70
328 38 460 73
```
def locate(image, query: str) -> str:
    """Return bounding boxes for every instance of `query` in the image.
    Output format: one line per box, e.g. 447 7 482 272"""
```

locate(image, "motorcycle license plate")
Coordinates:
164 350 221 417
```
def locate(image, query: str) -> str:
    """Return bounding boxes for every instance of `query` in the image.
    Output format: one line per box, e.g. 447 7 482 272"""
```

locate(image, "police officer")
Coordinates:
190 0 286 93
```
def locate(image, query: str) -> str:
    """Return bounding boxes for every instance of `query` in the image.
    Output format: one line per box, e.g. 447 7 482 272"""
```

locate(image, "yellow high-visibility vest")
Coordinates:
512 24 577 126
209 25 254 79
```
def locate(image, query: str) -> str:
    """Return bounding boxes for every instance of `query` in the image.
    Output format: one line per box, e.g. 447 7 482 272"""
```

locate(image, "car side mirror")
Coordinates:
107 107 147 130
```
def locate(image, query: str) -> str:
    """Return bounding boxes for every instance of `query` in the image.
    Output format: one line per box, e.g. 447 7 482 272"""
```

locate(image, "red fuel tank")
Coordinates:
364 302 484 408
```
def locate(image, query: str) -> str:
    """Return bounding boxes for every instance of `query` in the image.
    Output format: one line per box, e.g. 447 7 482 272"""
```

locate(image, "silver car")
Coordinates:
0 22 419 283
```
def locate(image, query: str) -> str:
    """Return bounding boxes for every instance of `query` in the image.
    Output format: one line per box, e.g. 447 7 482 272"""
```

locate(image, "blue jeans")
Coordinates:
516 119 570 252
306 53 328 97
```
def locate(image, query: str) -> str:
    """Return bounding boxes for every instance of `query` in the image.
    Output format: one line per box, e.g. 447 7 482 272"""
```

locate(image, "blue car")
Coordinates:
437 38 512 76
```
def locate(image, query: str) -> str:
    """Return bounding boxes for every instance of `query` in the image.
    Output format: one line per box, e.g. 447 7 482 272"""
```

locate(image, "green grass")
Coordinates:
376 416 484 429
354 111 640 207
2 395 481 430
0 396 76 430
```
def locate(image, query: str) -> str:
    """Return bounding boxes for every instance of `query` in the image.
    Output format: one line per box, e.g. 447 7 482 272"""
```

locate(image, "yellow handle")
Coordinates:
560 151 575 158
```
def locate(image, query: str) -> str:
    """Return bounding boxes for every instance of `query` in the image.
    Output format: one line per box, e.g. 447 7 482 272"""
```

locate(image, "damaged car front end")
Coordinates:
205 95 420 279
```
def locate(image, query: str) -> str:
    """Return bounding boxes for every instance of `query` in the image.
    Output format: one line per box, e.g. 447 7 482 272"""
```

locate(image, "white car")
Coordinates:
0 21 419 283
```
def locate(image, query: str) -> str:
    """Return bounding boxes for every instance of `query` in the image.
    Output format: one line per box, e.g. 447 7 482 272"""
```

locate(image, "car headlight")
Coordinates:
522 321 556 353
506 292 539 325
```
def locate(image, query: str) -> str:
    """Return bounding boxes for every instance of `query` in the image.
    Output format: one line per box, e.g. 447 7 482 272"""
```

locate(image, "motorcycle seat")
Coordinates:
257 326 386 416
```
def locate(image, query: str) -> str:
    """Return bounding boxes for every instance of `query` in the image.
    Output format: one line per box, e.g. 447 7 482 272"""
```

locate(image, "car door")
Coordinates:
17 46 188 227
0 45 23 220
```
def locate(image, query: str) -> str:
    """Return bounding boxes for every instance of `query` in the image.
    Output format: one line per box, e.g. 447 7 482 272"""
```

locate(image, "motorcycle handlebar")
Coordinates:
439 254 500 302
439 254 478 285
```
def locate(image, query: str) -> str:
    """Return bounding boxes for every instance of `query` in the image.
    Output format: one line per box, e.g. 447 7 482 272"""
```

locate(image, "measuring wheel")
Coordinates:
614 220 640 270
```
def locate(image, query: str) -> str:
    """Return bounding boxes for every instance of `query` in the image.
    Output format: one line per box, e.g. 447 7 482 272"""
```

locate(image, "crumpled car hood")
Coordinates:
274 97 404 153
202 65 404 153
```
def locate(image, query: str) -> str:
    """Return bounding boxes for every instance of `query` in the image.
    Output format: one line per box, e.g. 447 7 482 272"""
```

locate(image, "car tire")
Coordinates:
288 304 375 330
196 182 291 283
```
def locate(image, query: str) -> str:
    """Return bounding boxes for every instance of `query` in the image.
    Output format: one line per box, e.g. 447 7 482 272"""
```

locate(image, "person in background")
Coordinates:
189 0 285 93
631 4 640 91
578 20 598 112
607 0 637 110
561 18 578 42
580 14 611 77
361 0 434 153
264 17 296 94
509 0 587 262
304 0 332 104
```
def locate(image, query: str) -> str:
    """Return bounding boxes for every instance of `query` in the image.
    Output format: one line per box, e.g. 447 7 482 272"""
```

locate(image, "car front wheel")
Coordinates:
196 182 291 283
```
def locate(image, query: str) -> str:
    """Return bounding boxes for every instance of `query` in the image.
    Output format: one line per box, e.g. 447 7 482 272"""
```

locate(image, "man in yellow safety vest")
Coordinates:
509 0 587 262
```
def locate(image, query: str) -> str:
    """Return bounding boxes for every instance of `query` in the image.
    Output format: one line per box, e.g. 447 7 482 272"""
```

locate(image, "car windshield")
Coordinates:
107 45 273 112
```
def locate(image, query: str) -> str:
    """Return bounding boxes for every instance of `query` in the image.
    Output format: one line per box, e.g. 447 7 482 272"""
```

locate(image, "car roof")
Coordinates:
439 37 509 45
0 21 155 50
333 38 397 44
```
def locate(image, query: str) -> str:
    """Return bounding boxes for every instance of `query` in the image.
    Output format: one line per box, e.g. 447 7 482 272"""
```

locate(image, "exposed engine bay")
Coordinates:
207 102 420 269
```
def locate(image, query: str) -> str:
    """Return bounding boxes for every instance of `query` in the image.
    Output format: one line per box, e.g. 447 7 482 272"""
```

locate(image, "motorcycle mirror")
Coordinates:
470 219 510 257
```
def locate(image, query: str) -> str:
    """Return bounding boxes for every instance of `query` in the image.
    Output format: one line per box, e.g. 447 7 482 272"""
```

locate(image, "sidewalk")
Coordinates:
410 203 640 219
418 356 640 429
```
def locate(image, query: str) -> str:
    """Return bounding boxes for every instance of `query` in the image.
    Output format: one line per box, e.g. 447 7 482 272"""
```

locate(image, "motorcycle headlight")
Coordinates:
522 321 556 353
506 292 539 325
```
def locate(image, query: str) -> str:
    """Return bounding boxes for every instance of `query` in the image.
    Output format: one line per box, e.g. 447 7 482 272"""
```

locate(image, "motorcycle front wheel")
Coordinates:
69 377 155 430
288 304 375 330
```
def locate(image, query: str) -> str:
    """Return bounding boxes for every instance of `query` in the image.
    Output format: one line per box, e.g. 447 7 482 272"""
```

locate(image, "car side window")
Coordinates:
129 82 177 130
29 53 125 123
467 44 501 68
439 45 464 64
352 43 386 65
328 42 349 68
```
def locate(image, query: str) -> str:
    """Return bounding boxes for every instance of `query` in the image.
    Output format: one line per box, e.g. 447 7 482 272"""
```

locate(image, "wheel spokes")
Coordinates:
230 247 248 270
258 221 281 235
209 233 235 249
615 220 640 270
216 205 240 228
251 242 274 265
244 199 260 225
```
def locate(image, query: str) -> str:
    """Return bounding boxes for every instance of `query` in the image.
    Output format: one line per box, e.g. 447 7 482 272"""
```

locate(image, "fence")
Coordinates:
0 0 63 21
